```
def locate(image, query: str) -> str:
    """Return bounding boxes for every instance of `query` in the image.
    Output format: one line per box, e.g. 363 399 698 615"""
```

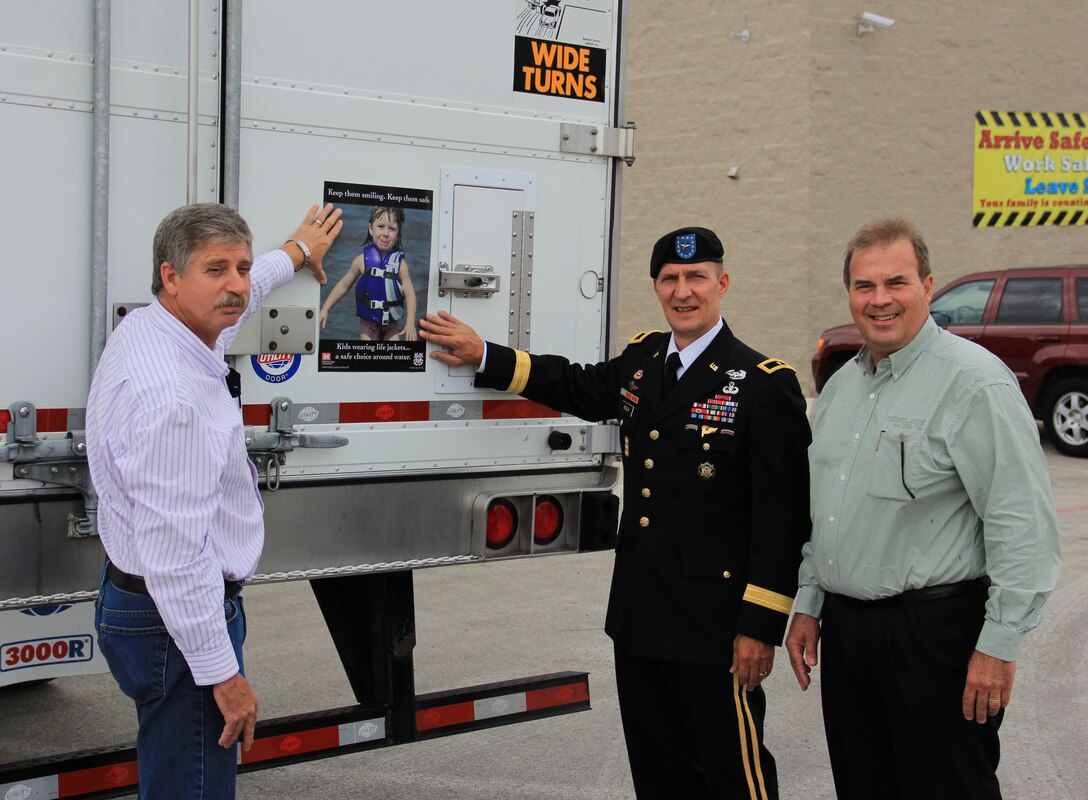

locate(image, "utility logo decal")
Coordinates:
251 353 301 384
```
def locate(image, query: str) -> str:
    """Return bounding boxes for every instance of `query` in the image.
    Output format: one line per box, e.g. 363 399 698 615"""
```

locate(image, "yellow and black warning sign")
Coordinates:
513 36 605 102
974 111 1088 227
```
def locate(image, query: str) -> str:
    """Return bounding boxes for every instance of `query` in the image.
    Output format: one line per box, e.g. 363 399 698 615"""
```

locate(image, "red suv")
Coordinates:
812 266 1088 457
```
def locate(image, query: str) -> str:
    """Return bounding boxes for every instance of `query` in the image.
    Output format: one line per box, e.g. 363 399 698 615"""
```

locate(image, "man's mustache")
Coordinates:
214 293 247 309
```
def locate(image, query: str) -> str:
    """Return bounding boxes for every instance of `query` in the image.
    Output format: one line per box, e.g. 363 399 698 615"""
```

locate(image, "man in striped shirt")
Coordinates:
86 202 341 800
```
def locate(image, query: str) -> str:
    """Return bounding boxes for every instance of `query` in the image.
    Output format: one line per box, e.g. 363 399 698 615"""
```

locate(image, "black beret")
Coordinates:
649 227 724 278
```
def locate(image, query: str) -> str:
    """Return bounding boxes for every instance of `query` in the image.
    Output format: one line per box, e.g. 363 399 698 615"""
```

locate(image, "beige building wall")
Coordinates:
618 0 1088 393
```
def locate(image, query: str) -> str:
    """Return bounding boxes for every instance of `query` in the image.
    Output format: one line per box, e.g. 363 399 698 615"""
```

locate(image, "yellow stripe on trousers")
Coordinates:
733 673 769 800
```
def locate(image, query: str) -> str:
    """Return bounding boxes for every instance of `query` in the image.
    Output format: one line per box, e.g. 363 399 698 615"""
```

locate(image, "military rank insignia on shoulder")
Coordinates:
628 330 663 345
757 358 795 374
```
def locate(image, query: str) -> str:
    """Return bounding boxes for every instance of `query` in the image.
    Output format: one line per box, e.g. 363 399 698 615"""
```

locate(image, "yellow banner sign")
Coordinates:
973 111 1088 227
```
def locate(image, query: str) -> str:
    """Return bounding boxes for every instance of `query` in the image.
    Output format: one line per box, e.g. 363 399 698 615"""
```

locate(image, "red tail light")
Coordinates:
533 496 564 545
486 499 518 549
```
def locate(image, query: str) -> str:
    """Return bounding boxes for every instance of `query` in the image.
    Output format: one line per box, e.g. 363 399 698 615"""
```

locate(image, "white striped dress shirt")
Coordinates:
86 249 293 685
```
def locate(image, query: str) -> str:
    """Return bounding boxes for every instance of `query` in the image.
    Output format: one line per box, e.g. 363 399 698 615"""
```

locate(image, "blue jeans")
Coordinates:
95 570 246 800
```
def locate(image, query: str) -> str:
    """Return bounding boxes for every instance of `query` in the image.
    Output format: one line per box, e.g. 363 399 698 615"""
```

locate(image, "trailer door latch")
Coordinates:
438 264 500 298
244 396 348 490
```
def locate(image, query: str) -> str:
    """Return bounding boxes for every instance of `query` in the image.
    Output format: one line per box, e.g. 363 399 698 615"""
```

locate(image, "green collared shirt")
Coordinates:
795 317 1061 661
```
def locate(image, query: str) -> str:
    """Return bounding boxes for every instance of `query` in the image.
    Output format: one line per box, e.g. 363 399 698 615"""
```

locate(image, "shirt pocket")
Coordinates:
680 433 739 495
865 430 918 501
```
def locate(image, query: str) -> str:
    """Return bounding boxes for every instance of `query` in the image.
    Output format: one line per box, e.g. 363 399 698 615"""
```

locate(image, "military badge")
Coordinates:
697 462 716 480
675 233 696 260
721 381 740 395
634 370 644 379
709 363 719 372
620 387 639 405
726 369 746 380
758 358 795 374
691 398 739 423
685 424 699 431
701 425 718 437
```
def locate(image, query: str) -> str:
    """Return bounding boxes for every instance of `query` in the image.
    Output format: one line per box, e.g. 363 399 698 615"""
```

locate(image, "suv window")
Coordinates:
930 279 994 324
1077 277 1088 322
995 277 1063 324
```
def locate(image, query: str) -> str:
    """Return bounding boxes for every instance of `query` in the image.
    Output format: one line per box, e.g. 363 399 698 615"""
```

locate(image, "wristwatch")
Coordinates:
287 239 311 272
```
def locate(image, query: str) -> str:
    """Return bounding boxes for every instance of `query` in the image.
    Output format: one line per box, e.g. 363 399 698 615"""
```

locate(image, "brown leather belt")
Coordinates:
106 561 244 598
829 577 989 608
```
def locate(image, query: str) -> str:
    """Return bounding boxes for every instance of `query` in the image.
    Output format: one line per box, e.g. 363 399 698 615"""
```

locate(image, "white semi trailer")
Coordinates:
0 1 634 795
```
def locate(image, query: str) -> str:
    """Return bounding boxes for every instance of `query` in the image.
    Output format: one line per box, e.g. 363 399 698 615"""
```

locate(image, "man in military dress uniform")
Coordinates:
419 227 810 800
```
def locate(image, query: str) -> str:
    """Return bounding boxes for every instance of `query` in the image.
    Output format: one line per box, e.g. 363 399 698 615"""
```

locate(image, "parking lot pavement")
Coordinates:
3 443 1085 798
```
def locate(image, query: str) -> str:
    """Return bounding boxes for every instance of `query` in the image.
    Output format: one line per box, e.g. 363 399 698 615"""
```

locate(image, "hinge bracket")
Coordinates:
559 122 637 165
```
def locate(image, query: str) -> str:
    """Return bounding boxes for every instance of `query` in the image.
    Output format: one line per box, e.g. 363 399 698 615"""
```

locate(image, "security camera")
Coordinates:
861 12 895 28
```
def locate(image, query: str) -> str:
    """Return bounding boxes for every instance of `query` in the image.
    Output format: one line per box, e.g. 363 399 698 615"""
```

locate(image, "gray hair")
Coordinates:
843 216 930 286
152 203 252 294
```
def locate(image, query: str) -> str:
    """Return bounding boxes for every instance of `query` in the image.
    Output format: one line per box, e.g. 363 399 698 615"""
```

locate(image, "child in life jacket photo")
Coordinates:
320 206 418 340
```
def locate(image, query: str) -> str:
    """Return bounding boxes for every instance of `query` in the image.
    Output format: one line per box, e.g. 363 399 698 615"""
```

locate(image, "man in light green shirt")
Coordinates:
786 217 1060 800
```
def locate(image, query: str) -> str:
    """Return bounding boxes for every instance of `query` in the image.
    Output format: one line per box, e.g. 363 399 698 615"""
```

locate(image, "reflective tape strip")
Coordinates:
0 408 79 433
508 349 532 393
60 760 138 797
474 691 528 720
339 718 386 745
481 399 561 420
239 715 386 765
0 775 59 799
743 585 794 615
240 400 560 425
417 676 589 732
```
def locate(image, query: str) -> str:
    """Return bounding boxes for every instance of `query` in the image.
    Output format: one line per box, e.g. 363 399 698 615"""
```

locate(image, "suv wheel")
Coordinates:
1042 377 1088 457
